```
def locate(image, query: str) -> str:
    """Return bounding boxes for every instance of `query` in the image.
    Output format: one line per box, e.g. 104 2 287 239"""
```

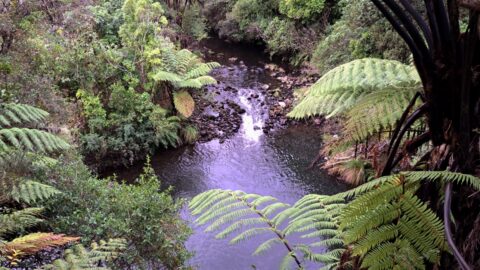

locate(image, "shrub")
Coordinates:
44 158 192 269
181 4 207 41
311 0 411 74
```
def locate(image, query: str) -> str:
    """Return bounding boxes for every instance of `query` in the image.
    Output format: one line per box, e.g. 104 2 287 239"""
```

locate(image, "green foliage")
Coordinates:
77 88 181 167
149 46 219 90
40 239 127 270
205 0 321 64
279 0 326 20
312 0 412 74
289 58 421 119
0 208 44 237
0 103 69 153
118 0 168 50
0 103 49 127
181 125 198 144
189 190 346 269
289 58 422 143
91 0 125 44
182 4 208 40
45 160 192 269
344 87 419 142
191 171 480 269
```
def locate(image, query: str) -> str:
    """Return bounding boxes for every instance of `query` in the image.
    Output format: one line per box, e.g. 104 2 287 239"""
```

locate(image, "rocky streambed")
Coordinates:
188 39 322 143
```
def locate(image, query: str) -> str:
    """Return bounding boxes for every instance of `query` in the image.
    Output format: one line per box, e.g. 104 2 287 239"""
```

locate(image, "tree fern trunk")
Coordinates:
374 1 480 268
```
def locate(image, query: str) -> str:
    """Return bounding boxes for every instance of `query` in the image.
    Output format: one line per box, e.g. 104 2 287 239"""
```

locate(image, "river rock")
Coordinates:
229 57 238 62
262 84 270 90
278 101 287 108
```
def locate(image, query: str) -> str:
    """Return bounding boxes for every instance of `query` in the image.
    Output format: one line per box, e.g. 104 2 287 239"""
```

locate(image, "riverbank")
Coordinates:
188 38 326 144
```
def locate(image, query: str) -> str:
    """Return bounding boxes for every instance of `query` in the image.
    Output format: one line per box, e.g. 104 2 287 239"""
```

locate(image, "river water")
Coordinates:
113 38 347 269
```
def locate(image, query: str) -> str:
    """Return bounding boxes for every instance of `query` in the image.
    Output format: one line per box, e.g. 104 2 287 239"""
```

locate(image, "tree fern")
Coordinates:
336 171 480 269
0 208 44 237
0 103 49 127
149 45 220 91
0 233 79 261
0 103 69 153
191 171 480 269
0 128 70 153
10 180 61 204
189 190 346 269
173 91 195 118
288 58 421 119
343 87 420 142
40 239 127 270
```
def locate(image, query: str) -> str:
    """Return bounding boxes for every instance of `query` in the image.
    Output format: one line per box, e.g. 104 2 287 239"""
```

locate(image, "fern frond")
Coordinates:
151 70 182 83
184 62 220 79
0 233 79 258
173 91 195 118
0 104 49 127
11 180 61 204
338 173 450 268
404 171 480 190
0 128 69 153
0 208 44 237
40 239 127 270
288 58 421 119
189 190 305 268
343 87 419 142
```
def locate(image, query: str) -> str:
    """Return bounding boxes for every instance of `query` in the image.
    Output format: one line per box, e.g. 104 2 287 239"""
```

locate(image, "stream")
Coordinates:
112 38 347 269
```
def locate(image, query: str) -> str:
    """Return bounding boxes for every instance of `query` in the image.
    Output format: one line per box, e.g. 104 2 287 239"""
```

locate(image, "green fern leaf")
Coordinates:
288 58 421 119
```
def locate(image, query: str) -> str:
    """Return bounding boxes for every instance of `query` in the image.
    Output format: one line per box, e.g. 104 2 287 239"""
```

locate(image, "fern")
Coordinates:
0 104 49 128
40 239 127 270
181 125 198 144
189 190 346 269
343 87 419 142
288 58 421 119
0 128 69 153
150 45 220 90
173 91 195 118
0 233 79 260
190 171 480 269
0 208 44 237
10 180 61 204
336 171 480 269
149 107 181 148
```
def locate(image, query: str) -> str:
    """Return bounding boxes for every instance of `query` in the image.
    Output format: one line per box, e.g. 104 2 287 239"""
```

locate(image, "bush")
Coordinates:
311 0 411 74
44 158 192 269
181 4 207 41
77 86 181 168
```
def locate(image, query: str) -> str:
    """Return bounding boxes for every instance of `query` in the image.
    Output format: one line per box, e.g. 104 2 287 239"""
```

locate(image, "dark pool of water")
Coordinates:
112 38 346 269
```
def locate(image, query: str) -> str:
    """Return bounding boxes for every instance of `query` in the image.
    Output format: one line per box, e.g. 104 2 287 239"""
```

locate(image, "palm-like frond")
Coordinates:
0 208 44 237
336 171 480 269
40 239 127 270
190 171 480 269
0 233 79 258
149 46 219 90
0 104 49 128
173 91 195 118
0 128 70 153
189 190 346 269
288 58 421 119
344 87 419 142
10 180 61 204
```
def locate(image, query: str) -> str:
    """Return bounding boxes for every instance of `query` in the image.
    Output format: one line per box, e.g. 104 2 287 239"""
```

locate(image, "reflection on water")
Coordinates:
112 38 346 269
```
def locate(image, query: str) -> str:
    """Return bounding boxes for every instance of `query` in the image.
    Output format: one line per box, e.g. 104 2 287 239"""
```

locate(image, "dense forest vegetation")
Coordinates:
1 0 479 269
